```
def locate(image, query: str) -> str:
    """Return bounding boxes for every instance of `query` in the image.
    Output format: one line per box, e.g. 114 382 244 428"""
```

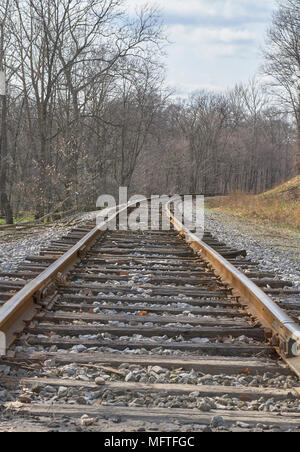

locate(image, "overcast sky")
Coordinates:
126 0 277 96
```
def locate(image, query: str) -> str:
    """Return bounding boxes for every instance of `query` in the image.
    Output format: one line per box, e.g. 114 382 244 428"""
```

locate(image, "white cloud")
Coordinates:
124 0 277 95
169 24 255 46
126 0 275 23
127 0 221 17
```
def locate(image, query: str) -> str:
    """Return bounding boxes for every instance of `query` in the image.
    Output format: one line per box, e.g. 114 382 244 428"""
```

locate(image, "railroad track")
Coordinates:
0 199 299 432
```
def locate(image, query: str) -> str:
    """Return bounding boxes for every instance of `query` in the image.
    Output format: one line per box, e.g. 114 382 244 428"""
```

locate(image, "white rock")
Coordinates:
58 386 68 397
81 415 96 427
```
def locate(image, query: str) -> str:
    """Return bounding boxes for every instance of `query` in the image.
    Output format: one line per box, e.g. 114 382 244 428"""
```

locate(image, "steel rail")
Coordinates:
0 202 134 355
165 200 300 377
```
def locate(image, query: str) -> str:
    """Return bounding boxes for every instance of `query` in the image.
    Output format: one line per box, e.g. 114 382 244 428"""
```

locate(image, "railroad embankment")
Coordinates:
205 178 300 290
208 175 300 231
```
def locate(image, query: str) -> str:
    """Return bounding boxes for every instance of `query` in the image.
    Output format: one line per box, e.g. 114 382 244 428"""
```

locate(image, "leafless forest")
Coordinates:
0 0 299 223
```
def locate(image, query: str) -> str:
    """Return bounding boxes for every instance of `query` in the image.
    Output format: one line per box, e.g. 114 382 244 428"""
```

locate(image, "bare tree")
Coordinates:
0 0 295 218
0 0 13 223
176 91 231 193
5 0 165 215
262 0 300 173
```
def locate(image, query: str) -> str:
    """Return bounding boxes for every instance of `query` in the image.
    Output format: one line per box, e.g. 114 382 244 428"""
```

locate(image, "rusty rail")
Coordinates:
0 203 132 355
165 200 300 377
1 196 300 380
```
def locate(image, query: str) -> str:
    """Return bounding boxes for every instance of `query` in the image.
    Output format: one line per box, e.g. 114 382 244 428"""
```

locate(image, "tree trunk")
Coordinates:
0 21 13 224
0 94 13 224
296 118 300 175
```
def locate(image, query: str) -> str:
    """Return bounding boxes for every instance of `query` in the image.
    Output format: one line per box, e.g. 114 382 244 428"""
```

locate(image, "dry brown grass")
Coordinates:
208 179 300 231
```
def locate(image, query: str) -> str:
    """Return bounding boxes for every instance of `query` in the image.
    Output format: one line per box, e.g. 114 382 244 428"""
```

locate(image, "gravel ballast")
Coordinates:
0 212 97 273
205 208 300 290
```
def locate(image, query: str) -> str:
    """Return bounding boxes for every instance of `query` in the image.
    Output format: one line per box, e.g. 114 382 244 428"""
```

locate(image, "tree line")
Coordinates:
0 0 298 223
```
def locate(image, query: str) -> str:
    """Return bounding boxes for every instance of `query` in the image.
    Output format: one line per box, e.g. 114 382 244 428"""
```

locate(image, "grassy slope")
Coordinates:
0 216 35 225
259 175 300 202
208 176 300 231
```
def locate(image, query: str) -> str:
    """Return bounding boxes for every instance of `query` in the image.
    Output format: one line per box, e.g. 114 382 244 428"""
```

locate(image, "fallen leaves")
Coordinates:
118 271 129 276
138 311 149 316
207 283 219 291
48 331 56 337
55 272 70 286
18 396 32 404
239 395 252 402
92 399 102 407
